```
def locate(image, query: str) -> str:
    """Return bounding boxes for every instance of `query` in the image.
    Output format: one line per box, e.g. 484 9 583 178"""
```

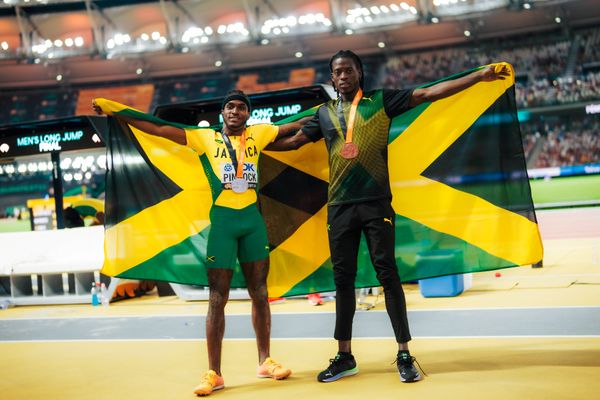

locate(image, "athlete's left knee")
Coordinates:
375 265 401 287
248 283 267 297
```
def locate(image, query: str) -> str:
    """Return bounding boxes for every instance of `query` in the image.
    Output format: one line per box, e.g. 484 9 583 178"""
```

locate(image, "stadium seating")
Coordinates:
1 27 598 177
522 116 600 168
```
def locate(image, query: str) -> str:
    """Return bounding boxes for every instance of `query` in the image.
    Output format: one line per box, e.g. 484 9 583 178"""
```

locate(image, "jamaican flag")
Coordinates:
100 63 543 297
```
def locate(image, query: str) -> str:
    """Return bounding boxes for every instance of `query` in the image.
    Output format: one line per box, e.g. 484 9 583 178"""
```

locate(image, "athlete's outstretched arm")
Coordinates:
92 99 187 145
409 63 511 107
275 116 313 140
265 130 312 151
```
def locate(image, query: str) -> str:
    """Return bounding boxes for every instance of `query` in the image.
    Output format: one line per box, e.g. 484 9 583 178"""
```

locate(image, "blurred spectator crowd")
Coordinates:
521 117 600 168
378 40 570 89
515 72 600 108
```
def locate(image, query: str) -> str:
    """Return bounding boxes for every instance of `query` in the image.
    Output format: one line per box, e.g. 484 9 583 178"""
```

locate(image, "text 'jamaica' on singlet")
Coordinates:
185 124 279 210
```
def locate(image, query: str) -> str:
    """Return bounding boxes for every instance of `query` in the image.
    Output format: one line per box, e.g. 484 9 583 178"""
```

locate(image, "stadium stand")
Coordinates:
153 74 232 108
76 84 154 115
3 28 596 126
1 28 598 176
1 91 77 125
522 116 600 168
376 34 571 88
577 27 600 68
516 72 600 108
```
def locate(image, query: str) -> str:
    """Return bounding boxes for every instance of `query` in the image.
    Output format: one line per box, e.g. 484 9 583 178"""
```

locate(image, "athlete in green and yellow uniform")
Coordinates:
93 90 307 396
268 50 511 384
186 122 279 268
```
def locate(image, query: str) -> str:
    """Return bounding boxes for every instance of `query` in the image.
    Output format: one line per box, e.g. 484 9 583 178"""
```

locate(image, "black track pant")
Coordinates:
327 199 411 343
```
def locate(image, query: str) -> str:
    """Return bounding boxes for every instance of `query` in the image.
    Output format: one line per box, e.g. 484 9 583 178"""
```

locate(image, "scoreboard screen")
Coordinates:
0 116 107 159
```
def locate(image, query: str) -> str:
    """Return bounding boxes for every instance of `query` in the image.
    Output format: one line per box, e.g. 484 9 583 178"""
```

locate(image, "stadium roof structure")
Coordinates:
0 0 599 88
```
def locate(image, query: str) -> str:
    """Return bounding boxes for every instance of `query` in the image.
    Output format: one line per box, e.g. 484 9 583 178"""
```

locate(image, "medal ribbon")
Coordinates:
337 88 363 144
221 130 246 179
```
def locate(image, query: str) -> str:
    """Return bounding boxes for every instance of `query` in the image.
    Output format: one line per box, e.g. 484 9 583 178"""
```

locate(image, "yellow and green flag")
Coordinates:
100 64 543 297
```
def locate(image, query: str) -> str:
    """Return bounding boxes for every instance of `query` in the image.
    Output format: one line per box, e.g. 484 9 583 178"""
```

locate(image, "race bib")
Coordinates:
220 162 258 187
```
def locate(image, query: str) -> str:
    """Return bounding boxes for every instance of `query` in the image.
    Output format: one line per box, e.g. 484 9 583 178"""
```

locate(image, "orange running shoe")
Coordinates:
193 370 224 396
307 293 323 306
257 357 292 380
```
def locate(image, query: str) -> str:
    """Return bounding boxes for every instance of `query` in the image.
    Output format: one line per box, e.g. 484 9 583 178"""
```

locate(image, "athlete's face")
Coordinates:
331 57 362 97
221 100 250 130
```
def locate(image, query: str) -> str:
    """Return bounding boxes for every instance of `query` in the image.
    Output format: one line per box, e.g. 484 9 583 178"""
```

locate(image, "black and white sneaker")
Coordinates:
396 351 423 382
317 352 359 382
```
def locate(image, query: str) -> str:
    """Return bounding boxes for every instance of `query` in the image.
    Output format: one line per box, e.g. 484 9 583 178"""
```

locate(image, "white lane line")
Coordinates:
2 335 600 343
1 306 599 321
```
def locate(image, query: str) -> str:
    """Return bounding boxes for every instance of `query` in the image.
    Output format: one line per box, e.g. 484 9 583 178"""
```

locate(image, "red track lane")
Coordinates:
536 207 600 239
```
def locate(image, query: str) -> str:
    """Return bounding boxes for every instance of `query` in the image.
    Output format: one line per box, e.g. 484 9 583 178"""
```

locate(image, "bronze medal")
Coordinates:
337 89 362 160
340 142 359 159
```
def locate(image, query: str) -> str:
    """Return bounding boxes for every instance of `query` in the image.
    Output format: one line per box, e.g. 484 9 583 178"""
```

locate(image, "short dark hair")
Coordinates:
221 89 251 111
329 50 365 90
